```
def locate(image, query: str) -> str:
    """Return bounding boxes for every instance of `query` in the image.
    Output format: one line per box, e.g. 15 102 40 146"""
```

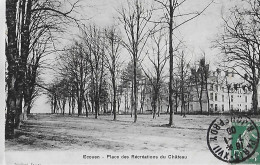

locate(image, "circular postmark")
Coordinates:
207 115 259 163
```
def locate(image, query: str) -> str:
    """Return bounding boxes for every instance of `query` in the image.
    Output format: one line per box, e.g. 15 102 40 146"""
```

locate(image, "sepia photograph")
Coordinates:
3 0 260 164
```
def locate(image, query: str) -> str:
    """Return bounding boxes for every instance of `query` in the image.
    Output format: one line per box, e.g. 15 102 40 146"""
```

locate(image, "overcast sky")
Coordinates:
32 0 238 113
80 0 237 61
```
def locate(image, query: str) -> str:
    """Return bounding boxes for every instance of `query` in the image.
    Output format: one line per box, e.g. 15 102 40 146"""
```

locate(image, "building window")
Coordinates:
222 104 224 111
245 96 247 103
231 105 233 110
215 93 218 101
210 93 213 101
231 95 233 102
245 105 247 110
215 104 218 111
210 84 213 91
222 87 224 92
215 85 218 91
222 95 224 102
190 95 193 101
191 104 193 111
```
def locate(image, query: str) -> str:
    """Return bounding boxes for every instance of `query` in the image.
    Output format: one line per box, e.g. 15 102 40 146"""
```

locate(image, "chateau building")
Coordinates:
186 70 254 114
119 69 259 115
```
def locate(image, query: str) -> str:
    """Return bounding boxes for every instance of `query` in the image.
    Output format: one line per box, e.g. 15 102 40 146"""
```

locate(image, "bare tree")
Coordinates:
142 28 167 119
5 0 80 138
154 0 213 125
198 57 209 114
80 25 106 119
104 26 122 120
6 0 19 139
121 61 143 117
214 0 260 115
58 41 89 116
174 51 191 117
118 0 153 122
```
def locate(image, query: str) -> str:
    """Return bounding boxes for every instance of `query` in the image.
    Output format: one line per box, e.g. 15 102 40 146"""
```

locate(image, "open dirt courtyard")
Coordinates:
6 114 215 152
6 114 251 164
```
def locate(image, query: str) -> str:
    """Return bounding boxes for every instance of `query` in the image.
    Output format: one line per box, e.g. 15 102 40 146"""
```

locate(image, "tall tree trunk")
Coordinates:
125 90 127 114
199 82 203 114
181 95 183 116
187 95 190 115
23 82 33 118
126 86 129 114
68 96 71 115
168 0 174 126
23 95 31 120
6 0 19 139
175 93 178 113
84 97 88 117
78 98 82 116
133 55 137 122
14 95 22 129
252 80 258 115
157 96 161 117
19 0 32 122
140 86 145 114
117 95 121 114
152 94 157 119
131 80 133 118
53 95 57 114
72 96 75 115
205 81 210 115
112 76 117 120
62 98 66 115
153 87 159 119
95 95 99 119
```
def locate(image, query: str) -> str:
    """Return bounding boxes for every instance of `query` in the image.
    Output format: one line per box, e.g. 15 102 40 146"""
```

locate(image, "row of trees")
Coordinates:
5 0 214 139
48 28 213 119
5 0 80 139
46 0 214 125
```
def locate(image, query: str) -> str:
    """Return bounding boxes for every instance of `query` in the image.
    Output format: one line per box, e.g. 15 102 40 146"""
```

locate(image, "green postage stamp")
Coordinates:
207 115 260 163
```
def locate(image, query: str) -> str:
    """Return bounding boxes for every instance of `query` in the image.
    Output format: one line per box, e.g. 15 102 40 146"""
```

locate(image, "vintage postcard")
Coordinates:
3 0 260 164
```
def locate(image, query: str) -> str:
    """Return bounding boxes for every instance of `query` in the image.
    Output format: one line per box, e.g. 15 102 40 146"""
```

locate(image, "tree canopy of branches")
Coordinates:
174 51 191 117
154 0 213 126
214 0 260 115
142 28 168 119
103 26 122 120
58 41 89 116
118 0 153 122
190 57 210 115
5 0 80 139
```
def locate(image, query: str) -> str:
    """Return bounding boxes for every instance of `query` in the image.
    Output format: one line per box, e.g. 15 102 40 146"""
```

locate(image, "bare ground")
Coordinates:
5 113 217 153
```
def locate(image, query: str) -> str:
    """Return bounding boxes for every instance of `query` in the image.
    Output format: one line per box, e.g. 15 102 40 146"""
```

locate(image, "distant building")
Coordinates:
119 69 259 115
186 70 253 114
